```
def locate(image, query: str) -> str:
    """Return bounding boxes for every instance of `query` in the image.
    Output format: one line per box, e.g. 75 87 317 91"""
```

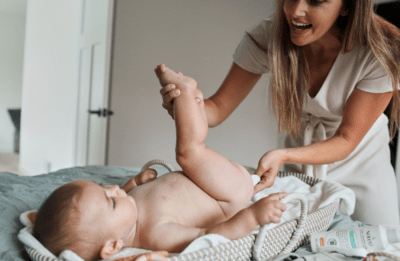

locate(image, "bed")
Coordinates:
0 166 372 261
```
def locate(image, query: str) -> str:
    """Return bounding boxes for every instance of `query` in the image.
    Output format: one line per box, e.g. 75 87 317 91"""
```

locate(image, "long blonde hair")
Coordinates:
270 0 400 138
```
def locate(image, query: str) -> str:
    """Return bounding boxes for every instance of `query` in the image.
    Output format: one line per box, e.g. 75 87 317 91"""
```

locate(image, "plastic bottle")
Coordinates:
310 225 400 256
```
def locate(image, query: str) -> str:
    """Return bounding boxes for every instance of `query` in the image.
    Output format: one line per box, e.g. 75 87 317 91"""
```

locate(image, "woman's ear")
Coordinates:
100 239 123 259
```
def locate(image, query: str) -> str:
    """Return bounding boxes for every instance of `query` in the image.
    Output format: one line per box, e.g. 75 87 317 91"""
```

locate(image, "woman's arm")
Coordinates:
254 88 393 192
159 62 262 127
204 62 262 127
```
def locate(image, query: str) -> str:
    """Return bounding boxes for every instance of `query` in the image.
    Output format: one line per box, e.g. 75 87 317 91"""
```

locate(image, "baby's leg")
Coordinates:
155 64 253 217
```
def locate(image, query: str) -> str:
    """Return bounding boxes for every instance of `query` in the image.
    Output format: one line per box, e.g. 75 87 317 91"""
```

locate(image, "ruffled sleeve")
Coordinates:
233 19 272 75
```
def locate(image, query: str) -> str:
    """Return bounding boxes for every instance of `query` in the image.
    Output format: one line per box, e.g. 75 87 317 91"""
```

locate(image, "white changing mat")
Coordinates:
181 175 355 254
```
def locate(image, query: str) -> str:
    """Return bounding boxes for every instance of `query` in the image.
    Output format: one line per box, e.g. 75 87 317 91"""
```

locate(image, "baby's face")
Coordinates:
75 180 138 244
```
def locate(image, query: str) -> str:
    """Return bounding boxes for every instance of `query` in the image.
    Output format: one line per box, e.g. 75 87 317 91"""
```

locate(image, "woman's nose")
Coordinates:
291 0 307 17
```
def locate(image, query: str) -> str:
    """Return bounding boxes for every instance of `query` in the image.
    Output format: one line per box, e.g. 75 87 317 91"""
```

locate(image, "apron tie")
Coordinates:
302 113 327 179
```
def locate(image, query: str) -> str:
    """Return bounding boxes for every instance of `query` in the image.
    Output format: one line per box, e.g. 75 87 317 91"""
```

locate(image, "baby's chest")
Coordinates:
142 176 226 227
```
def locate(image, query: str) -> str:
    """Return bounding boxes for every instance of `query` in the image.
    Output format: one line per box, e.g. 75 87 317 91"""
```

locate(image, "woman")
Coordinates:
158 0 400 226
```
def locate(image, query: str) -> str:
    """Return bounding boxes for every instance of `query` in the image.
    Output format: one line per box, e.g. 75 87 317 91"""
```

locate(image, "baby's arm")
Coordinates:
154 64 253 215
204 192 287 238
121 168 157 193
148 193 287 253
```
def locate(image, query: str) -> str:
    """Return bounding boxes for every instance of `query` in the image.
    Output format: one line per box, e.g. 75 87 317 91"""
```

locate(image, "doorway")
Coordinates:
0 0 27 175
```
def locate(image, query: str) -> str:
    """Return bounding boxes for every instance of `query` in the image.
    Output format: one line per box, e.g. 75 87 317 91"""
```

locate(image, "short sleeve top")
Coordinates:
233 19 393 99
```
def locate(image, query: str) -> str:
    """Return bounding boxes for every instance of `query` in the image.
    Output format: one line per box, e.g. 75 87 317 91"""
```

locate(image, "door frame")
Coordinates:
74 0 115 166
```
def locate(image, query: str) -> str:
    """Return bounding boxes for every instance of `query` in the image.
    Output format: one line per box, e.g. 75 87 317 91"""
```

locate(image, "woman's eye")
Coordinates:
309 0 323 5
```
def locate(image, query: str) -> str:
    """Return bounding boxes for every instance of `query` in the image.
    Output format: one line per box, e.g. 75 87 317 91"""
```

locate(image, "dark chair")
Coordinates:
374 0 400 169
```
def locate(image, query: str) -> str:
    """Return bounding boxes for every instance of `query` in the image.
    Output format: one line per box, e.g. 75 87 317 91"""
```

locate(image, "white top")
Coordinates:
233 20 399 226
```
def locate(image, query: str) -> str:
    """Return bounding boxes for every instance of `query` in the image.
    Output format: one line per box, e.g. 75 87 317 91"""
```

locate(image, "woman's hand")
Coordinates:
159 83 180 119
253 149 286 194
155 64 193 119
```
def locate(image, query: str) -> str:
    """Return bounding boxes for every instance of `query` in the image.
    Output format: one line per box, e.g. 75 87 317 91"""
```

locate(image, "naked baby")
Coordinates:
33 64 287 261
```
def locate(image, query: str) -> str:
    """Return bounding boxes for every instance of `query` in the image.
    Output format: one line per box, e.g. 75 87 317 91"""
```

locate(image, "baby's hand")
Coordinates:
251 192 288 225
122 168 157 192
135 168 158 186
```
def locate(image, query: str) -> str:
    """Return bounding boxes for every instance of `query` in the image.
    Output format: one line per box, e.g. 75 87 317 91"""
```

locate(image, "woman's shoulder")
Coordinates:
245 19 274 50
232 19 273 74
343 45 379 72
342 45 393 93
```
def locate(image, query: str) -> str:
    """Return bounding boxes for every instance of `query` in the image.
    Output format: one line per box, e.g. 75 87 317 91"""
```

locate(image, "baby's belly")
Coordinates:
133 172 226 228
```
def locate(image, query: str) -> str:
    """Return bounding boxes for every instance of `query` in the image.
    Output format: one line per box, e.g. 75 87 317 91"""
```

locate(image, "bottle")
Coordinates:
311 225 400 255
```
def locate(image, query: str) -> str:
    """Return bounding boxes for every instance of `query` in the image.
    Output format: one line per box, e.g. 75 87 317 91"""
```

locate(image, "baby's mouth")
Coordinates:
292 20 312 30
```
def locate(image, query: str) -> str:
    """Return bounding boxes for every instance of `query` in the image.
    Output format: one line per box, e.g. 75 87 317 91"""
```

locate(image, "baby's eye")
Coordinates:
112 198 116 208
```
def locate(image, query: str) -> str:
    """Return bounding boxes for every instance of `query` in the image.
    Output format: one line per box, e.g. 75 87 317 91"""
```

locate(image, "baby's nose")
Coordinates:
112 185 126 196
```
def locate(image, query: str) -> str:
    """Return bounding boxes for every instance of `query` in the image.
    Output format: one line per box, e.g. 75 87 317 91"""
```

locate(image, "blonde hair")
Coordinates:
270 0 400 138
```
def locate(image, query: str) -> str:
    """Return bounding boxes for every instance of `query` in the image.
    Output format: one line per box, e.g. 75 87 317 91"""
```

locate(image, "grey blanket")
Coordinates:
0 166 142 261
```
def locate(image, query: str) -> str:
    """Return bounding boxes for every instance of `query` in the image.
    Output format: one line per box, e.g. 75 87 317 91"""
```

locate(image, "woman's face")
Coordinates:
283 0 346 47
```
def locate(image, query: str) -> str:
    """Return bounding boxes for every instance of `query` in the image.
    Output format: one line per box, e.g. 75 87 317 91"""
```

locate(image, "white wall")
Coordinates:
0 11 26 153
19 0 81 175
108 0 282 170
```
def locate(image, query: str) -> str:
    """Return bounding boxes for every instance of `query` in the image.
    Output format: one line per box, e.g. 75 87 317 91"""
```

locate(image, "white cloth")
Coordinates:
182 176 355 254
233 19 399 226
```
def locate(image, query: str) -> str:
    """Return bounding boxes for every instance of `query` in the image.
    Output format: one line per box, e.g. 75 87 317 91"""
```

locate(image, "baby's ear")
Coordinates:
20 210 38 226
28 211 38 225
100 239 123 259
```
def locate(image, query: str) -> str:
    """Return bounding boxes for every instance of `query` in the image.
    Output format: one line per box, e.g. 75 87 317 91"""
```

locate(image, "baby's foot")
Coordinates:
154 64 198 93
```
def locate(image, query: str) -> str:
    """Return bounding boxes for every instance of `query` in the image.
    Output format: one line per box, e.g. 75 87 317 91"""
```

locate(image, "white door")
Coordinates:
75 0 114 166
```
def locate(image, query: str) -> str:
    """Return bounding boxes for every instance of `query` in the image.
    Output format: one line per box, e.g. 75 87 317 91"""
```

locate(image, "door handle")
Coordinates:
102 109 114 116
88 108 114 117
88 109 102 117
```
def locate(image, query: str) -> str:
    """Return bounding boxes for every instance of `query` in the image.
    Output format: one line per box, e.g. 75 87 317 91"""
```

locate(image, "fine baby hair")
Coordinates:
33 181 101 261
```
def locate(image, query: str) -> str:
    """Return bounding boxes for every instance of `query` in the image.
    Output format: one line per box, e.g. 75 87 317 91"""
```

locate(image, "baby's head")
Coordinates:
33 180 138 261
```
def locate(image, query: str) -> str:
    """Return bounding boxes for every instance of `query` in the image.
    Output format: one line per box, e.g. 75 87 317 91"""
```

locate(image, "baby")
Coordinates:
33 64 287 261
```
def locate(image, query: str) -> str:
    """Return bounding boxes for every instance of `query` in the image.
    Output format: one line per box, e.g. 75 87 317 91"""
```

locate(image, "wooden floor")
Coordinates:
0 152 26 175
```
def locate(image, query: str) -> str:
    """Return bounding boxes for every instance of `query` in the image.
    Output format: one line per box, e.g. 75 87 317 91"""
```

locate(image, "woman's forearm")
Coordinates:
204 63 262 127
281 134 356 166
204 98 225 127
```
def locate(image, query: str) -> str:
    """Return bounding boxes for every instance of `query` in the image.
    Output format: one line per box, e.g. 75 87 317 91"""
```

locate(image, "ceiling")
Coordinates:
0 0 26 15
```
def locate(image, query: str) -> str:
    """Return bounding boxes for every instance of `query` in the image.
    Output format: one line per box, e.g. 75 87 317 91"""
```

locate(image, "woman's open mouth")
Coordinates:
292 20 312 30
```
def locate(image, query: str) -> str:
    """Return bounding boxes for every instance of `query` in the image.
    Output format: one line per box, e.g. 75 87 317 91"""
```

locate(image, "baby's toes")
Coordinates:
154 64 166 78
